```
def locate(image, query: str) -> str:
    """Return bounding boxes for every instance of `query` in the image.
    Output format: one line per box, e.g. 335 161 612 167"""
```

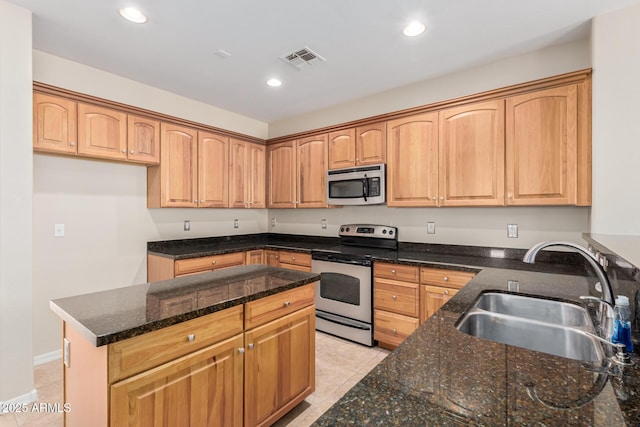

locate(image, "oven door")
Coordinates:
312 259 371 323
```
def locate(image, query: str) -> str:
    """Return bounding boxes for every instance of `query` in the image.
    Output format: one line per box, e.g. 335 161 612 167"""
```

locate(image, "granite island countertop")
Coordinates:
50 265 319 346
312 267 640 426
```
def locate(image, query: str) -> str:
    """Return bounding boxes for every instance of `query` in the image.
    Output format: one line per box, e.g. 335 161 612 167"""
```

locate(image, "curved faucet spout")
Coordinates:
522 241 615 307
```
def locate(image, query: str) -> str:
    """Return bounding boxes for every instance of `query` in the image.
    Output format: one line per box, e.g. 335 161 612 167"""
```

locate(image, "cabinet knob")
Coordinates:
248 343 254 350
211 260 216 265
391 269 396 274
392 328 397 334
275 255 279 260
392 295 397 300
130 150 135 154
291 256 296 261
508 194 513 199
200 200 204 203
444 289 450 295
238 348 245 354
356 158 360 162
187 334 195 342
283 301 291 307
443 276 449 282
432 197 437 201
69 141 76 147
121 149 126 153
439 196 444 200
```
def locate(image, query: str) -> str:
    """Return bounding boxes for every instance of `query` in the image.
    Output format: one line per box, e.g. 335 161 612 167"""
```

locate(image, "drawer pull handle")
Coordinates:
391 269 396 274
211 260 216 265
121 149 126 153
443 276 449 282
392 328 397 334
392 295 397 300
292 256 296 261
187 334 195 342
283 301 291 307
248 343 254 350
238 348 245 354
444 290 449 295
69 141 76 147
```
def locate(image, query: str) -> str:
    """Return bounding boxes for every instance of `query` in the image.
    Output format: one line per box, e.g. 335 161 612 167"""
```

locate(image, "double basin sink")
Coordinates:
455 292 604 362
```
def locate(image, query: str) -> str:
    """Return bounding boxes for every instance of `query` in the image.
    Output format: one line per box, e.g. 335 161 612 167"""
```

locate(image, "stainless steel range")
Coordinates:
312 224 398 346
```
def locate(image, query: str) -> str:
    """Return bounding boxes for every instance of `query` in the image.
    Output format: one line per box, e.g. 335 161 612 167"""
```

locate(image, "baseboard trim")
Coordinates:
0 389 38 413
34 350 61 366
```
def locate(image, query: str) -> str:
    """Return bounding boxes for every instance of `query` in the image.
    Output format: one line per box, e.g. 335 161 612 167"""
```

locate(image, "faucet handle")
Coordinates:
580 295 615 317
580 296 616 340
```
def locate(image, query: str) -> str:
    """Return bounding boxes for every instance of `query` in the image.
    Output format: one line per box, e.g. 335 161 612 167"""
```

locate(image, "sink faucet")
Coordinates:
522 241 615 306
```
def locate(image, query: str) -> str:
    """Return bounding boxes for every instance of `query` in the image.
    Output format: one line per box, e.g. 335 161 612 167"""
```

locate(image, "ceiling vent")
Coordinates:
280 46 326 71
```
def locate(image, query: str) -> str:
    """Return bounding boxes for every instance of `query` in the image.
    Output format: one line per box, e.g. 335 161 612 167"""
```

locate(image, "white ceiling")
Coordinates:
8 0 640 122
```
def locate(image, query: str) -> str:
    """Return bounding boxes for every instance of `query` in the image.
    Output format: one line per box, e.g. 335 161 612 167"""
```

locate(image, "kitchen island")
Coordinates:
311 267 640 426
51 265 319 427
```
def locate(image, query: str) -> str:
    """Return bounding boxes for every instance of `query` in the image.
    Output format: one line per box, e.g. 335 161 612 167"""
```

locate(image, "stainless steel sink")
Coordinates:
472 292 592 327
455 292 604 362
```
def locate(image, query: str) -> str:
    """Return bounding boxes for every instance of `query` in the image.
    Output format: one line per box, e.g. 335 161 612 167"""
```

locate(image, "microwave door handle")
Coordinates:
362 176 368 202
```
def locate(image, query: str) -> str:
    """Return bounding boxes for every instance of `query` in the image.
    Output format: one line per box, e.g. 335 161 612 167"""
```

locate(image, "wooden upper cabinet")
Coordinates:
297 134 328 208
230 139 265 208
439 100 505 206
268 141 297 208
387 113 439 207
328 129 356 169
199 131 229 208
248 143 266 208
506 85 578 205
127 115 160 164
356 122 386 166
328 123 386 170
158 123 198 207
77 103 127 160
33 93 77 154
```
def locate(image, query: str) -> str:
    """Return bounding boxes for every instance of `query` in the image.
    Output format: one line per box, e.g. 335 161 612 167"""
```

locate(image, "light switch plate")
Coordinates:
321 219 327 229
54 224 65 237
184 220 191 231
427 222 435 234
234 219 239 229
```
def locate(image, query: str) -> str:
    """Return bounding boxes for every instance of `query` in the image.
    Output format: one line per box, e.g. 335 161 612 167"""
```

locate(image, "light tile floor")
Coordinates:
0 332 388 427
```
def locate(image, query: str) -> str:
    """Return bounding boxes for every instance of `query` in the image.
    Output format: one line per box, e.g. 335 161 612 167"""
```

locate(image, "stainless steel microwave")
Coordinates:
327 164 386 205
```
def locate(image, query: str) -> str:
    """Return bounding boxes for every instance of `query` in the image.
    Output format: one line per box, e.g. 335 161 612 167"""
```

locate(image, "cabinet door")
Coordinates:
33 93 77 154
244 305 315 427
245 250 264 265
264 250 280 267
267 141 297 208
247 143 266 208
506 85 578 205
328 129 356 170
127 115 160 164
110 334 243 427
198 131 229 208
439 100 505 206
160 123 198 207
356 122 386 166
387 113 439 206
297 134 328 208
229 138 248 208
77 103 127 160
420 285 459 323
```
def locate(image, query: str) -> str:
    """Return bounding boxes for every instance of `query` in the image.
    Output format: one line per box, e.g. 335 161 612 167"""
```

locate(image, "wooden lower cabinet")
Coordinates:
245 249 264 265
262 250 312 272
244 305 316 427
110 334 244 427
419 267 476 323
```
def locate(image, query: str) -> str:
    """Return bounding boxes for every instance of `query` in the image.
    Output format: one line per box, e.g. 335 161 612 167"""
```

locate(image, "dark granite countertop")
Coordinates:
50 265 319 347
312 267 640 426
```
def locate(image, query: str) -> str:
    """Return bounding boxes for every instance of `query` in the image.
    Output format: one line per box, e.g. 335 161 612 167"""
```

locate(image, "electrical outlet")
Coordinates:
184 220 191 231
234 219 239 229
508 280 520 292
54 224 65 237
507 224 518 238
321 219 327 229
427 222 435 234
271 218 277 228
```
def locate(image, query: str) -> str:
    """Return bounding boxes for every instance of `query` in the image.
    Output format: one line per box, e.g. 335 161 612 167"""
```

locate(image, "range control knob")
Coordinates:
382 229 387 234
340 227 344 232
389 230 394 236
346 227 350 232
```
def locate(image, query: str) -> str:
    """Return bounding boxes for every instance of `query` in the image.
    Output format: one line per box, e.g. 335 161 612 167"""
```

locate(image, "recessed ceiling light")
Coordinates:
403 21 426 37
119 7 148 24
266 78 282 87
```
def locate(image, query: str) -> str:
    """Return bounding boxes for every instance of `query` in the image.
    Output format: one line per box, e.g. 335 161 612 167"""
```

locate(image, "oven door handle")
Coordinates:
316 311 371 330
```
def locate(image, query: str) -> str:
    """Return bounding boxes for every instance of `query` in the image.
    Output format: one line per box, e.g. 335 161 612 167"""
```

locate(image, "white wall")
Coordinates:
32 54 270 357
269 39 591 138
591 4 640 235
0 0 35 404
269 206 589 249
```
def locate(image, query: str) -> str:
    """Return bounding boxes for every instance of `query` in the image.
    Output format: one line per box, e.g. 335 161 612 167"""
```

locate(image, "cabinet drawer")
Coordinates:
245 283 315 329
374 263 419 283
420 268 475 289
108 305 243 383
174 252 245 276
279 262 311 272
277 251 311 267
374 309 419 347
373 278 419 317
